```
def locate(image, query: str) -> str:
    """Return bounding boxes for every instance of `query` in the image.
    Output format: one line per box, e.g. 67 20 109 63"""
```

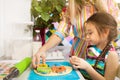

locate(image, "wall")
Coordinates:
0 0 4 57
0 0 33 59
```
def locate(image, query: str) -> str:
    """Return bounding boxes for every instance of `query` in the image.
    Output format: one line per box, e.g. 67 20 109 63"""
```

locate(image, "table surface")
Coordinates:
0 60 85 80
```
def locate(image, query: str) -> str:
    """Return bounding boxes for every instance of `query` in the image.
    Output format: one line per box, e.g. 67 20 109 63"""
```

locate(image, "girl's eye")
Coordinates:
86 32 92 35
88 32 92 35
85 31 93 37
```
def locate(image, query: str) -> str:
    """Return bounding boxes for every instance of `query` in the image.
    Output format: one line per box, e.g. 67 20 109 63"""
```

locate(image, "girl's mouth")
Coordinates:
88 41 93 45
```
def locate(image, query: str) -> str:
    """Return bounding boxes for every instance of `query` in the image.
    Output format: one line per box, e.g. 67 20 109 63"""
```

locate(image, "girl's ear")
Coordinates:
103 28 110 37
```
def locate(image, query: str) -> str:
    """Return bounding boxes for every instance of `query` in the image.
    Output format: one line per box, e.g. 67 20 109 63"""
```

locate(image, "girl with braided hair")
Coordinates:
70 12 119 80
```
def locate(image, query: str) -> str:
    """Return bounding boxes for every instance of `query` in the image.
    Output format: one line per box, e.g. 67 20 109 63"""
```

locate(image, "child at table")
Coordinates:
70 12 119 80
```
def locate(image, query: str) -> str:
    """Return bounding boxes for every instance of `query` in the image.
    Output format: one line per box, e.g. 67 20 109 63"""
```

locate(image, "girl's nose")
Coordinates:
85 35 90 41
86 34 89 39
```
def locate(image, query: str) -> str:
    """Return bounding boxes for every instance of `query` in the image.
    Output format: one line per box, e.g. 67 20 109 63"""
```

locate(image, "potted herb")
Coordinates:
31 0 66 45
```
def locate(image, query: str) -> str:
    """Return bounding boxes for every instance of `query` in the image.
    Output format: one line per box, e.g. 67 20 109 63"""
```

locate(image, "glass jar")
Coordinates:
32 29 42 55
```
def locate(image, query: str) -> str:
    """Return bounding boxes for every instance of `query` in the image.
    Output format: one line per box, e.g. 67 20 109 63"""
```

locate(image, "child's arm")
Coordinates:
86 51 118 80
85 51 119 80
104 51 119 80
70 52 119 80
70 56 105 80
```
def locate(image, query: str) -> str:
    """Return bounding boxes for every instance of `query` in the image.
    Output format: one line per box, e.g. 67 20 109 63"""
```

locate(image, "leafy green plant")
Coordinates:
31 0 66 28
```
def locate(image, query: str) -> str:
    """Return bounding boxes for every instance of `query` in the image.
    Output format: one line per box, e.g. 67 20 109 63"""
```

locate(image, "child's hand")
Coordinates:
69 56 90 70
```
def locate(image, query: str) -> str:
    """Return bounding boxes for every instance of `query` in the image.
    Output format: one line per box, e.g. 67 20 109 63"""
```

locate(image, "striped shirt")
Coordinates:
80 45 115 79
55 5 95 57
54 0 119 57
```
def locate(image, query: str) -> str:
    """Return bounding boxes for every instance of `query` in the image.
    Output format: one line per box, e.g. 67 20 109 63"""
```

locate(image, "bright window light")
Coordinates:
115 0 120 3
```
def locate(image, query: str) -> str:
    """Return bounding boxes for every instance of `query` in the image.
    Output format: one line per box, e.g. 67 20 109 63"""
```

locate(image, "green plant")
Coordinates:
31 0 66 28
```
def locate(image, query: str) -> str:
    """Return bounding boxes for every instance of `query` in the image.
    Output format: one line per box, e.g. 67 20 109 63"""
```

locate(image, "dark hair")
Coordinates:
86 12 117 41
85 12 118 69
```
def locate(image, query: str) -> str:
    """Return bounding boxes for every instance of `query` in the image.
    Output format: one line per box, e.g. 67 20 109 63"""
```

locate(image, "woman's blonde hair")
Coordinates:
67 0 84 24
65 0 108 24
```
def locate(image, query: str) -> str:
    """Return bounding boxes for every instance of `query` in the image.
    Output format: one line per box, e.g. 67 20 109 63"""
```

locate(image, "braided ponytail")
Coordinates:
93 40 112 69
